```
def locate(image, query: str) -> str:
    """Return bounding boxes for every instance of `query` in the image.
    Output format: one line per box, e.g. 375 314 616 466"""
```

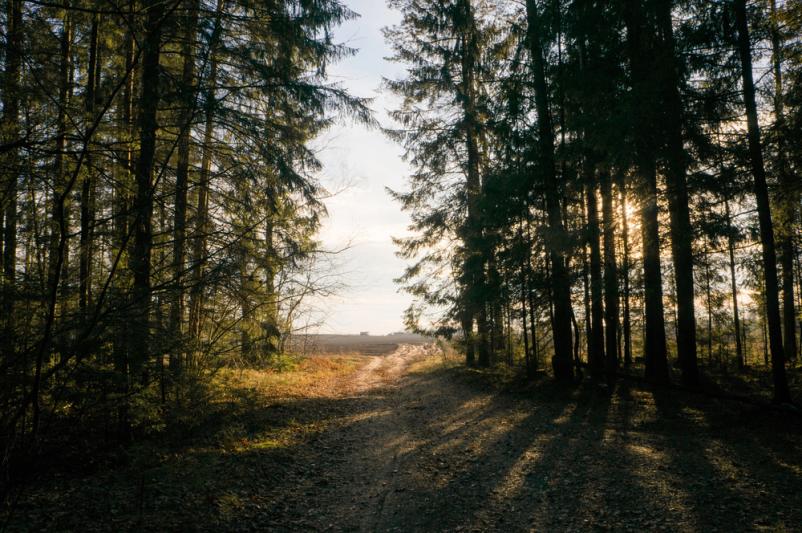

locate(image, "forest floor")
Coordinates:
5 345 802 532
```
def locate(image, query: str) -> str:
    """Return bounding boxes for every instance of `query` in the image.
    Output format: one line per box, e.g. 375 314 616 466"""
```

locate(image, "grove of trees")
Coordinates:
0 0 369 469
388 0 801 402
2 0 801 499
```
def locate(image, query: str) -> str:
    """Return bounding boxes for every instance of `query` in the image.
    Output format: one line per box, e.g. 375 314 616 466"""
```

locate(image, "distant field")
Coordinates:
289 333 431 356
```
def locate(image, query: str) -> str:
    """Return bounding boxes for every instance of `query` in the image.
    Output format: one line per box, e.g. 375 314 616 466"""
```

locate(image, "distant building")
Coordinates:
359 331 370 336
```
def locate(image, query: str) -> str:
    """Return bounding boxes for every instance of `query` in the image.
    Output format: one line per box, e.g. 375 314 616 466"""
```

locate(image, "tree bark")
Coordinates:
769 0 798 364
526 0 574 380
188 49 220 349
734 0 791 403
186 0 224 352
80 13 100 324
1 0 22 360
581 202 591 364
704 243 713 362
169 0 201 374
656 0 699 387
601 169 619 383
456 0 490 367
519 224 532 377
724 198 744 370
112 17 136 440
46 1 73 344
618 173 633 367
129 0 165 382
585 160 605 376
624 0 669 384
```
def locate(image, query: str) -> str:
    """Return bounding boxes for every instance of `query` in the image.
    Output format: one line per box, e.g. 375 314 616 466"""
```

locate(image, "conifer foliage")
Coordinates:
0 0 369 454
387 0 801 401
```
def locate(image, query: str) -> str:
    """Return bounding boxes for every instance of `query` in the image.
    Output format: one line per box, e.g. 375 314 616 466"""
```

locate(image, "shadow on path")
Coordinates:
8 348 802 532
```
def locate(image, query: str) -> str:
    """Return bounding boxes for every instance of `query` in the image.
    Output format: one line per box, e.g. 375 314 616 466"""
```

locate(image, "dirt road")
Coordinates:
10 344 802 531
266 345 802 532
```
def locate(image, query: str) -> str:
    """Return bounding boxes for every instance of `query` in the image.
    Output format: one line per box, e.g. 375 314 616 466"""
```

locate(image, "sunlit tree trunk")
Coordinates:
586 163 605 376
601 169 619 383
186 0 224 352
188 49 220 348
581 202 591 365
618 173 633 368
263 216 279 354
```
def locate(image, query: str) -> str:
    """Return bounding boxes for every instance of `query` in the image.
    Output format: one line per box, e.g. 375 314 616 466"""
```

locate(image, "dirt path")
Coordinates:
9 345 802 531
269 345 802 532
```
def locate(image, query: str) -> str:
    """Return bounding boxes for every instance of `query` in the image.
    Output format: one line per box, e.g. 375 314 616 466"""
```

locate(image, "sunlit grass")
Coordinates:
215 353 368 401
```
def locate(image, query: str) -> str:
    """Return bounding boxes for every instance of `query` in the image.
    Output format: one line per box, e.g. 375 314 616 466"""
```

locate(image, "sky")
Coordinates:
311 0 413 335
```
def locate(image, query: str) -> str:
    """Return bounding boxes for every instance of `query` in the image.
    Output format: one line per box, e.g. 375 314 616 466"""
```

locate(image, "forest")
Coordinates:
1 0 802 530
390 0 802 401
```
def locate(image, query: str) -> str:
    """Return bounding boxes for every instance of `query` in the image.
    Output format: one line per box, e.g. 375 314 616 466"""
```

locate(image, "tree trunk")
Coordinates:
263 217 279 354
520 241 532 376
601 169 619 383
624 0 669 384
188 45 220 349
585 162 605 377
456 0 490 368
47 1 73 344
582 199 591 363
769 0 798 364
527 236 540 370
185 0 225 356
169 0 201 375
704 243 713 362
796 247 802 357
112 18 136 440
80 13 100 324
618 174 633 367
1 0 22 361
526 0 573 381
724 198 744 370
656 0 699 387
129 0 165 382
734 0 791 403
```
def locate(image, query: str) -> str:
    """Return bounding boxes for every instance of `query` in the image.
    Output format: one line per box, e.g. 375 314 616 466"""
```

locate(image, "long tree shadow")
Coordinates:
8 359 802 532
365 367 802 532
650 387 802 531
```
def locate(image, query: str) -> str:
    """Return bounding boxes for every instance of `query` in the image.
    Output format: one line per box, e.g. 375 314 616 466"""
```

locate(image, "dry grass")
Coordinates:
216 354 368 400
2 352 374 532
7 346 802 532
